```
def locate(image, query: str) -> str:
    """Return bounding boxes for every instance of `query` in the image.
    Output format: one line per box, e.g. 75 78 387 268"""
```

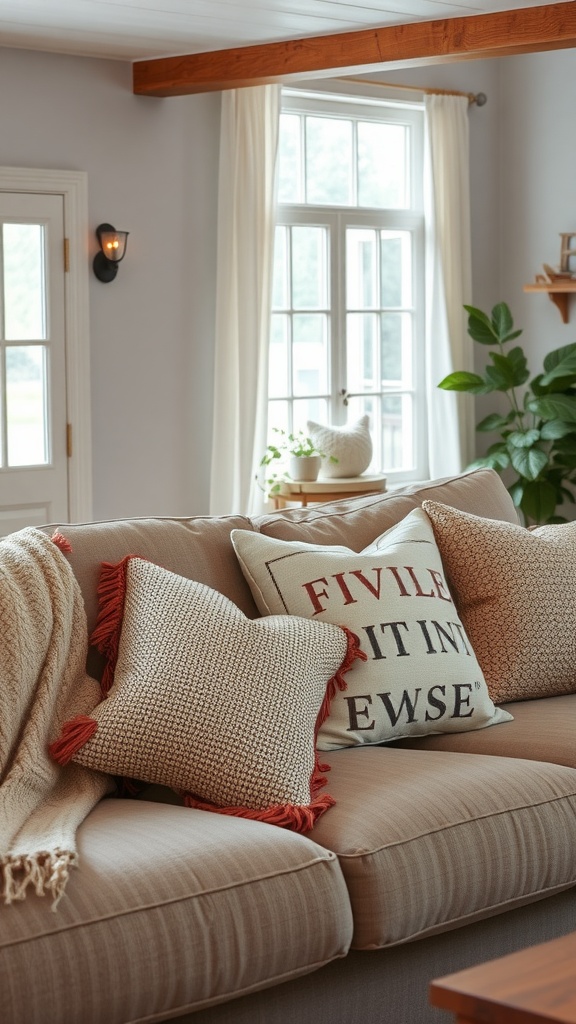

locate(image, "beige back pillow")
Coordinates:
423 501 576 703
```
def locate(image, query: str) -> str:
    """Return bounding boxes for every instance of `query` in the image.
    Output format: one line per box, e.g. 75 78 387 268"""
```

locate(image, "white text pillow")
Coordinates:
232 510 512 749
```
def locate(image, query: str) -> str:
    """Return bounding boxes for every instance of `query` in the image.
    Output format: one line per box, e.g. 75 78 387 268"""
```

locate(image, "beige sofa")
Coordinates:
1 467 575 1024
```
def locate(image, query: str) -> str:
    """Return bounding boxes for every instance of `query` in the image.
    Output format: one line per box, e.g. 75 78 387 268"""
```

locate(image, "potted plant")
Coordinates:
259 428 335 494
438 302 576 525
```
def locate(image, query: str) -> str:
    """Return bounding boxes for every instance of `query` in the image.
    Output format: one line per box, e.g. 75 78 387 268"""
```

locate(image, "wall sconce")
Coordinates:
93 223 129 283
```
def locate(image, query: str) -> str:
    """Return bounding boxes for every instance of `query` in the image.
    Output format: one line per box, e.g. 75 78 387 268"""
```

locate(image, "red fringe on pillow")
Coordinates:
183 793 336 832
183 627 365 834
90 556 133 695
316 627 366 733
49 715 98 765
51 530 72 553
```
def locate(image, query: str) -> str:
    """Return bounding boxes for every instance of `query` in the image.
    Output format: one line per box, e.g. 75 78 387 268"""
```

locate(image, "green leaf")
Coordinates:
555 435 576 452
527 394 576 422
508 480 524 508
464 305 500 346
505 346 530 386
539 419 576 440
485 355 517 391
476 412 515 433
507 428 540 449
485 349 529 390
502 329 523 344
509 445 548 481
541 343 576 385
528 374 547 398
468 447 510 472
529 372 576 396
491 302 514 341
438 371 488 393
486 441 509 456
484 445 511 470
520 479 558 524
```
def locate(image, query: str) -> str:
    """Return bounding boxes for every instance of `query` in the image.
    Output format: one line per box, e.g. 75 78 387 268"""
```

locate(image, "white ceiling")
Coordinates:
0 0 570 62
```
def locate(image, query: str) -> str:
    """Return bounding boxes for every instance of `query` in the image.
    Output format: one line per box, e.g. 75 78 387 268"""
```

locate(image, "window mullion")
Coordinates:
328 211 342 427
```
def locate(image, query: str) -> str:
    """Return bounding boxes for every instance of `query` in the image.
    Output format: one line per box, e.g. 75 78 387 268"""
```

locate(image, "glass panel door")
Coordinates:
0 192 68 534
1 222 50 468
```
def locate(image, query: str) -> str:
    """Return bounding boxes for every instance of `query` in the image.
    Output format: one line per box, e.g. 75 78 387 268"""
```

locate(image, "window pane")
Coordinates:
347 229 377 309
278 113 302 203
382 394 413 471
291 226 327 310
293 314 328 395
358 122 407 208
306 117 352 205
347 312 378 393
267 400 289 438
381 313 412 385
269 315 289 398
346 394 377 472
3 224 46 341
381 231 411 307
6 345 48 466
293 398 328 434
272 227 289 309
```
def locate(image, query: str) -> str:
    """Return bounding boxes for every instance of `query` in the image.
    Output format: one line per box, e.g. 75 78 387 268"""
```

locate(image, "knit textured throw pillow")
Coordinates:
50 556 362 832
232 509 512 750
307 415 373 478
423 500 576 703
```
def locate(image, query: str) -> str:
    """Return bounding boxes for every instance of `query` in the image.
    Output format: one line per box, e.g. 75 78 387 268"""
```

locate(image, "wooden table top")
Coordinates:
430 931 576 1024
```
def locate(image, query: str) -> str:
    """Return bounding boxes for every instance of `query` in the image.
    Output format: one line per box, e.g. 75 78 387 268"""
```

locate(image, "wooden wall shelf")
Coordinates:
523 280 576 323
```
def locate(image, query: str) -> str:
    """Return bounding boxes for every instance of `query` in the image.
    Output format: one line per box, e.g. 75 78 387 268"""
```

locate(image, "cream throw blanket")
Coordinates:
0 528 111 908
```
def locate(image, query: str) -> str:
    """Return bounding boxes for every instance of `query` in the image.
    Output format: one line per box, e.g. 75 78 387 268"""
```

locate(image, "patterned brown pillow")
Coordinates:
422 501 576 703
50 556 362 832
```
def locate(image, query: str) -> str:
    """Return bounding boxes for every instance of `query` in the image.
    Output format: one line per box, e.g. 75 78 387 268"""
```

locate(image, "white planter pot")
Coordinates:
288 455 321 482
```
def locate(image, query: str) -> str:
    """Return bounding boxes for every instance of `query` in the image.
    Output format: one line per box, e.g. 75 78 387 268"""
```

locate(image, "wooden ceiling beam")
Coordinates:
133 2 576 97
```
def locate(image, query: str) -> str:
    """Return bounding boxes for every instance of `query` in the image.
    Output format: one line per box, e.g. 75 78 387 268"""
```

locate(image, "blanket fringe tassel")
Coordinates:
2 851 77 911
49 715 98 765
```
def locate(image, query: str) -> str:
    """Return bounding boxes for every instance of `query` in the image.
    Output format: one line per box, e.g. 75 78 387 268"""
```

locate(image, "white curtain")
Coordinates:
209 85 280 515
424 93 475 477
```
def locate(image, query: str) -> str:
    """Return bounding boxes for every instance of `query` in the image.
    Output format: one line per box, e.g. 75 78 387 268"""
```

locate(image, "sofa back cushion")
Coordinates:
252 468 518 547
42 515 259 681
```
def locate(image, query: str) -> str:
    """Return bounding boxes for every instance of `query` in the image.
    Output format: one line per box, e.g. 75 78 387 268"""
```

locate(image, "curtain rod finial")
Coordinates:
472 92 487 106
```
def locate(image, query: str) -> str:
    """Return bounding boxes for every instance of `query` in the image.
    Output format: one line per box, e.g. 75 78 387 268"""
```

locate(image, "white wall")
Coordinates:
499 48 576 376
0 46 220 520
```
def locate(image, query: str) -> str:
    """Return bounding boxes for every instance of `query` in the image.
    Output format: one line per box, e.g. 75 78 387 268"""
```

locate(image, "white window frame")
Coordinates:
272 86 427 484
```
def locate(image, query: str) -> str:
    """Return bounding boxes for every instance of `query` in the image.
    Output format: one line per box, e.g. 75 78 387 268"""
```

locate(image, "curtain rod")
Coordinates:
341 77 487 105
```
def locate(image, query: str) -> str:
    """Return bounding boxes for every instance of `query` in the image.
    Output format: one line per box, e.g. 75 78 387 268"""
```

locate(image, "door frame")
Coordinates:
0 167 91 522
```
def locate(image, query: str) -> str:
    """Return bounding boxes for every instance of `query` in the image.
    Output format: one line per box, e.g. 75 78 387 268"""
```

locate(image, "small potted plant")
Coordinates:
259 428 335 493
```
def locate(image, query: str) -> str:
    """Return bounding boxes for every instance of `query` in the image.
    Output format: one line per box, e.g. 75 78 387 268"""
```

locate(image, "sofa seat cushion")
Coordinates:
309 745 576 950
0 798 353 1024
394 693 576 768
